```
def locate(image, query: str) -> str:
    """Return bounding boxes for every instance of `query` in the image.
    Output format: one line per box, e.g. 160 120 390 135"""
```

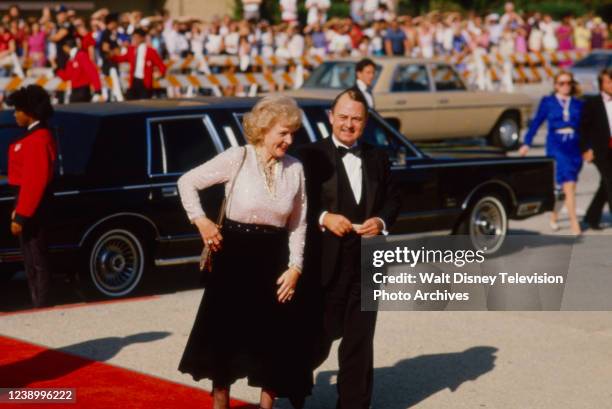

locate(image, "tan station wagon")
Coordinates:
289 57 533 150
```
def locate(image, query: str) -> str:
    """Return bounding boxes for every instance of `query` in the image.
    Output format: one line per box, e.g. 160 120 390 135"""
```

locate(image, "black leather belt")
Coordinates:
223 218 286 234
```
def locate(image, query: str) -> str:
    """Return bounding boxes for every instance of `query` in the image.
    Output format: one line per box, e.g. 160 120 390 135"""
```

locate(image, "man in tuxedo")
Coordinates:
352 58 376 109
580 68 612 230
112 28 166 100
297 89 400 409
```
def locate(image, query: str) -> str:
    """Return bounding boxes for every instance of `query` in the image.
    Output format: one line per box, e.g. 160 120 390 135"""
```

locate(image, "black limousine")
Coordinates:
0 98 554 298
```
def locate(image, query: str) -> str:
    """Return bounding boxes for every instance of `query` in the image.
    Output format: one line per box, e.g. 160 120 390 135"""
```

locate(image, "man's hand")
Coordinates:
518 145 530 157
11 222 22 236
356 218 384 237
322 213 353 237
583 149 594 163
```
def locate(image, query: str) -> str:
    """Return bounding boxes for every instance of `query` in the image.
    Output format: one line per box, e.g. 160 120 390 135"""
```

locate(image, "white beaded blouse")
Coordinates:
177 145 307 270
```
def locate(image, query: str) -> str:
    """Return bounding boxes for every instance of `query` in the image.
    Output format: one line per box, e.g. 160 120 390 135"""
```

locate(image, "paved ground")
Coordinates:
2 132 612 408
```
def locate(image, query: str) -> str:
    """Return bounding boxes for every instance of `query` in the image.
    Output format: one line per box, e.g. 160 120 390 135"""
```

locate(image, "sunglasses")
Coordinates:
556 81 573 86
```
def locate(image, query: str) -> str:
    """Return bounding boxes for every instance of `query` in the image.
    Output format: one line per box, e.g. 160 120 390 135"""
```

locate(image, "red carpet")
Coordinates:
0 336 254 408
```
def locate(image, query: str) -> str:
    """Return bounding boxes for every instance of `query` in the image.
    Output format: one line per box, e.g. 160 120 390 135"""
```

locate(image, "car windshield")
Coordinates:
303 61 381 89
573 53 612 69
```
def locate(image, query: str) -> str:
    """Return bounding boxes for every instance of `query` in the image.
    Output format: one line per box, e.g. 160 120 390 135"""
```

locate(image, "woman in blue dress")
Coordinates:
519 71 584 235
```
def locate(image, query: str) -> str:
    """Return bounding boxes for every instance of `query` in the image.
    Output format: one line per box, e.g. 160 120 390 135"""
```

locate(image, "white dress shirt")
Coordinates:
27 121 40 131
134 43 147 79
356 78 375 109
318 135 387 234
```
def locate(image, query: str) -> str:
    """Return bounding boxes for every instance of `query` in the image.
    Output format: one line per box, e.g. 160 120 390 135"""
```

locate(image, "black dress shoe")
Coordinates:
583 221 602 230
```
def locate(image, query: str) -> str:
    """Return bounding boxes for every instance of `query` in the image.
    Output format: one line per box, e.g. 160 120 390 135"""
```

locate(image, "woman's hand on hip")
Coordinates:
194 216 223 252
276 267 300 303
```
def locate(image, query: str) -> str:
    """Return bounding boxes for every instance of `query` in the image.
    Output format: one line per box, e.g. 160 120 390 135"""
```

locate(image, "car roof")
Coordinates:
319 56 451 65
52 97 332 117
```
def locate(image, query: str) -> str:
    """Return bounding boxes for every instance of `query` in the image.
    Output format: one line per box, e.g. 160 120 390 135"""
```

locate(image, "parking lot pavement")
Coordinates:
2 130 612 408
1 286 612 408
509 141 612 234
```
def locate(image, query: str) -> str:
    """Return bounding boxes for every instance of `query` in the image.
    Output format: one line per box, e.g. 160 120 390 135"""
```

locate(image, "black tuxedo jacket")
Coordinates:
580 94 611 165
296 137 400 286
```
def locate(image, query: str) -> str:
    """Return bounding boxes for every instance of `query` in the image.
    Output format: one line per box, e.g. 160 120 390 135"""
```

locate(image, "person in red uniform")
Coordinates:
112 28 166 100
6 85 57 308
58 38 102 103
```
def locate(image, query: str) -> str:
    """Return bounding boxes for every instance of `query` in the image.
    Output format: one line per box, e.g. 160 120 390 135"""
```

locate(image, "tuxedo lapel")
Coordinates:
321 137 339 213
362 145 379 217
597 95 611 137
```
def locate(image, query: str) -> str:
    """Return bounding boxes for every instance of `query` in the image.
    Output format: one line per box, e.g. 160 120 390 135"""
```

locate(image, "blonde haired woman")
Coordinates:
178 96 311 409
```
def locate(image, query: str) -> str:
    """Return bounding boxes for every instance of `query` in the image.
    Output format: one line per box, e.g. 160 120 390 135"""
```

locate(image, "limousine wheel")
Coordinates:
459 195 508 255
84 228 146 298
490 113 520 150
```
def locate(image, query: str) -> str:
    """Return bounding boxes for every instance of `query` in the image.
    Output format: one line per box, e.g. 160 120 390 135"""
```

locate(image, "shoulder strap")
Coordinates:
216 146 247 225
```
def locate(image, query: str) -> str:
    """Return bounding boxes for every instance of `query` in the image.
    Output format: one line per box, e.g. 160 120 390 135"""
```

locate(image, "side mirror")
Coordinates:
393 146 407 167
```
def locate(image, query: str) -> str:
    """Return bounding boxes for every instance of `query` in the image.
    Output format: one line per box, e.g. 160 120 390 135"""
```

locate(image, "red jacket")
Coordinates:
58 49 101 92
112 45 166 89
8 126 57 223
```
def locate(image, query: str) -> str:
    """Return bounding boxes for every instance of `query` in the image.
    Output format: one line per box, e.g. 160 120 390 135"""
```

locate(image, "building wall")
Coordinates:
1 0 234 19
164 0 234 19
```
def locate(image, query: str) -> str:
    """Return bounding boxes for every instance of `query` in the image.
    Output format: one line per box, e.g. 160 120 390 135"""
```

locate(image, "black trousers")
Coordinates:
584 150 612 225
317 238 377 409
126 78 153 100
19 219 51 308
69 86 91 103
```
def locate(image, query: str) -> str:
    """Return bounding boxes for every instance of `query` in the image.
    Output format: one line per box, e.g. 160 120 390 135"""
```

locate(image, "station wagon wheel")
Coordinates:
467 196 508 254
85 228 146 298
490 113 519 150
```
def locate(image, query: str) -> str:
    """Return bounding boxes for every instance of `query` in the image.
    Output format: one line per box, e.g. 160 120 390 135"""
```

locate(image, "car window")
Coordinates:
432 64 466 91
232 111 312 151
391 64 430 92
572 53 612 69
307 108 417 164
306 107 332 140
363 114 417 165
207 110 246 148
149 117 219 175
303 61 381 89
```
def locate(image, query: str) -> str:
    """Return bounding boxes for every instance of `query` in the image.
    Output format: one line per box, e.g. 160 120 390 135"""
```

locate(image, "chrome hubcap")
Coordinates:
92 233 140 294
499 119 519 147
470 200 505 253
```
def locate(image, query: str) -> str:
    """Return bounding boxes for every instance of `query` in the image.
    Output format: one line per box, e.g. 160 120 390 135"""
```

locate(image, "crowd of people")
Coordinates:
0 2 610 79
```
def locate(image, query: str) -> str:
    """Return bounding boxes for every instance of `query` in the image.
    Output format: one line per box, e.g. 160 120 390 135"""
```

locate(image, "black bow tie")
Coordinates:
337 145 361 158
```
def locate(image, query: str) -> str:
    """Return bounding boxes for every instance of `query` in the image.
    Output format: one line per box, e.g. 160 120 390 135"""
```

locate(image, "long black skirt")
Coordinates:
178 219 313 399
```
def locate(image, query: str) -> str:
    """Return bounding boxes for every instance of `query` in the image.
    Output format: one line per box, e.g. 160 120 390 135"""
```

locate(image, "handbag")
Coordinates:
199 146 247 276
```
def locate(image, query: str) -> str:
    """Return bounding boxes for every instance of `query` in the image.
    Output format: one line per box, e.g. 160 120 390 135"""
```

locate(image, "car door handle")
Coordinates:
438 98 450 104
161 186 178 197
396 100 407 105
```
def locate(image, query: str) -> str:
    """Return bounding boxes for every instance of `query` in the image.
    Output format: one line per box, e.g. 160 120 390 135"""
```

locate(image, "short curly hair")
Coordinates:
6 85 54 122
242 96 302 145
